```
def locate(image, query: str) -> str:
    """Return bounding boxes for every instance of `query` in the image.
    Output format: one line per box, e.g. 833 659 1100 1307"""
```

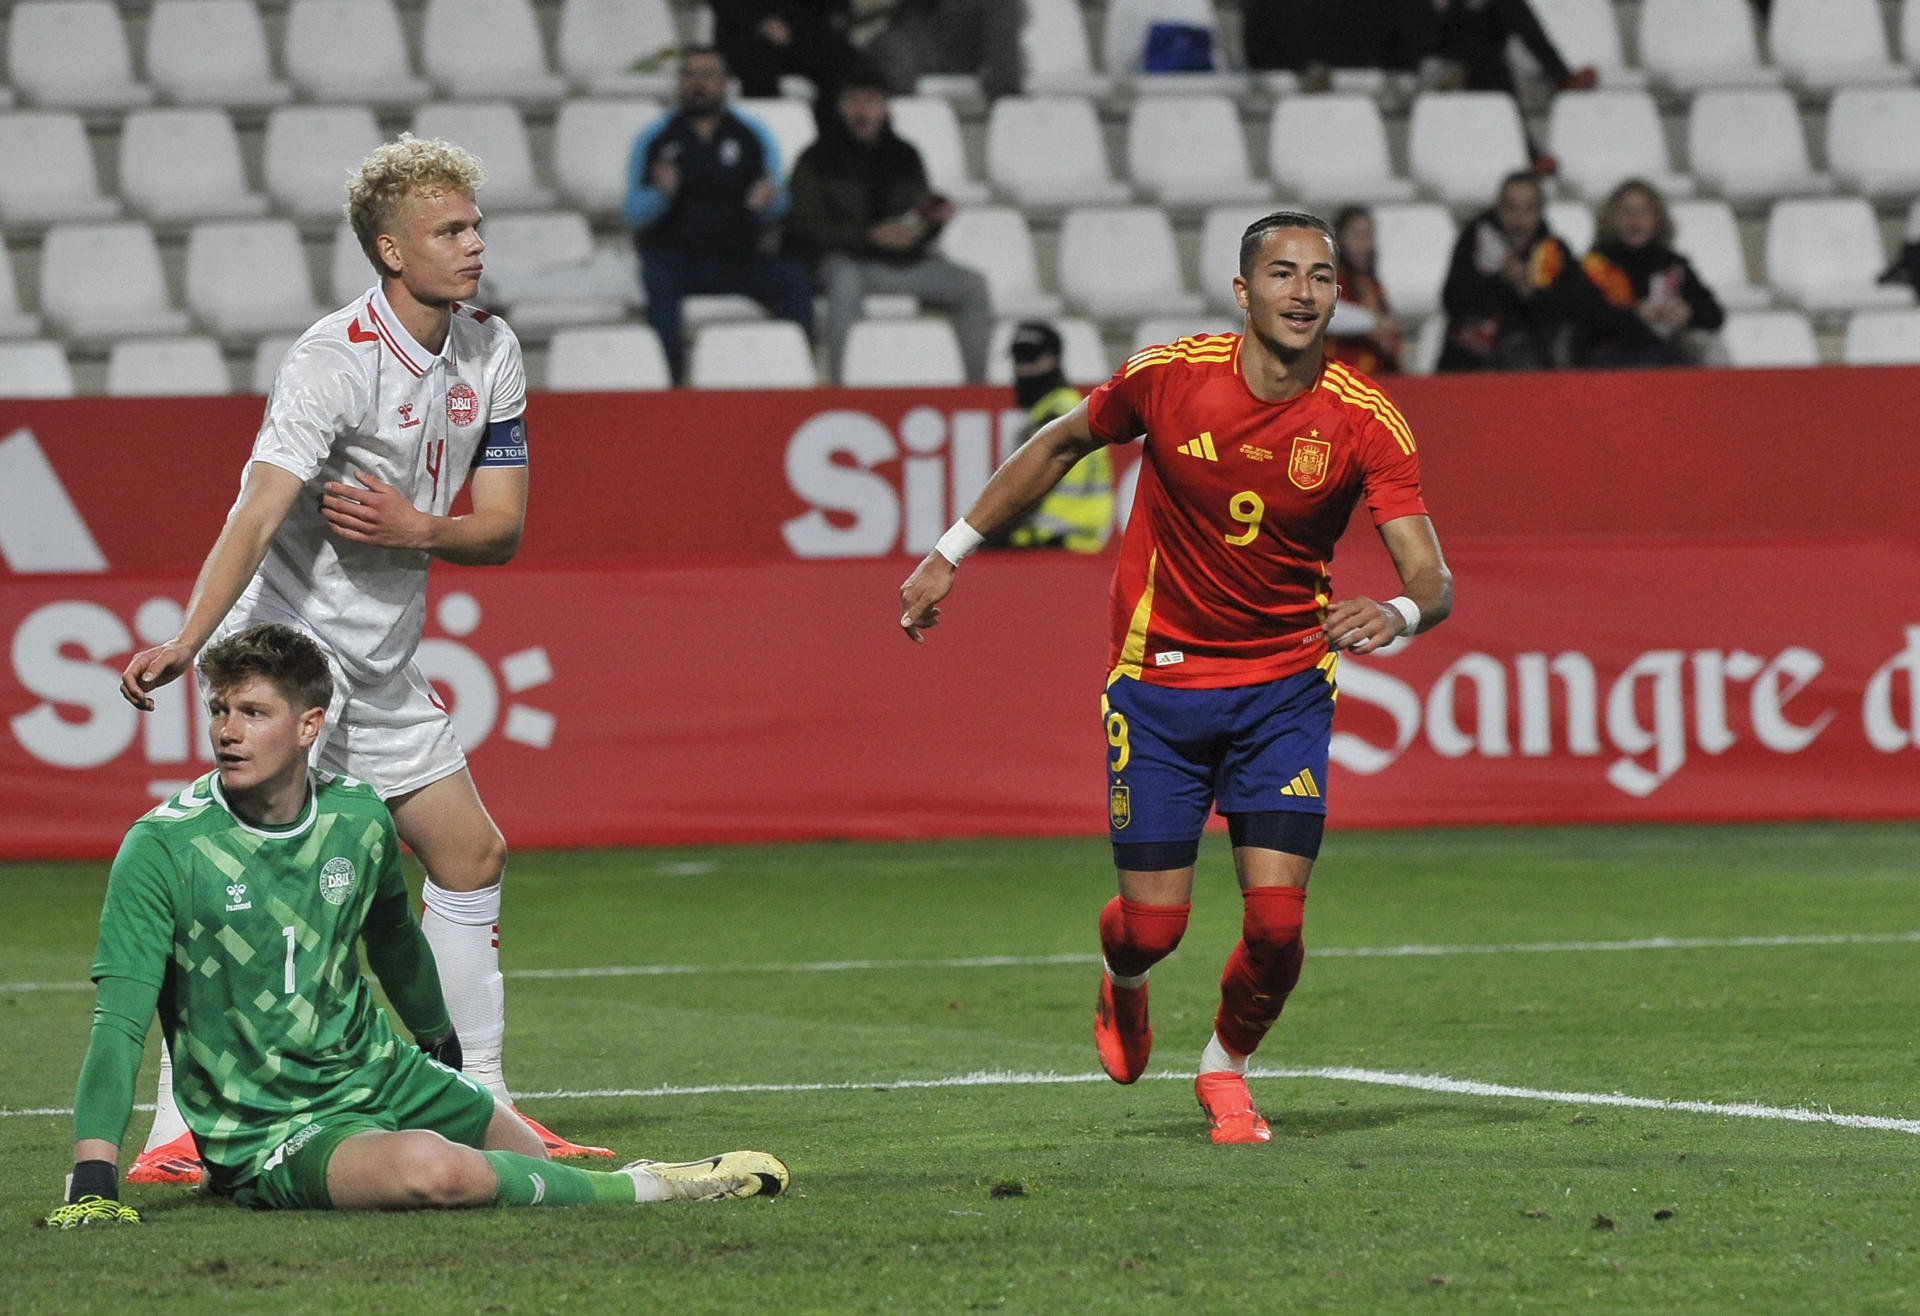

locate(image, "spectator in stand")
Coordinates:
868 0 1026 100
1327 205 1402 375
626 47 815 386
1578 179 1725 367
1437 170 1600 371
1243 0 1422 87
709 0 860 100
786 64 994 383
1409 0 1594 171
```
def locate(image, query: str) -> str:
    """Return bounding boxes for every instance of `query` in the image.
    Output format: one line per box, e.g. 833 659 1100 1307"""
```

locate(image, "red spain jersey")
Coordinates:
1084 334 1428 689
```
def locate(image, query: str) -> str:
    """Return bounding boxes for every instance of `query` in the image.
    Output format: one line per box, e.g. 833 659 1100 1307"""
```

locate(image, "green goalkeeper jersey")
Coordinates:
89 770 450 1191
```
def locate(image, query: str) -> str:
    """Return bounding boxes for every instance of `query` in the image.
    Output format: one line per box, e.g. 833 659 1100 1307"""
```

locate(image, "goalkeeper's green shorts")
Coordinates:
227 1050 496 1210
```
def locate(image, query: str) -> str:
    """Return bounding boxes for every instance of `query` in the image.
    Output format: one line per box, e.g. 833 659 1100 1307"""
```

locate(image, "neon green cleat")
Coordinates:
45 1196 142 1229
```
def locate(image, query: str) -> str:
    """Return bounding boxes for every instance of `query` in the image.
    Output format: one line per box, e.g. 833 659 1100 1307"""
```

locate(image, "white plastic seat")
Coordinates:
1370 203 1457 319
1843 309 1920 363
1407 313 1447 375
1266 95 1416 205
0 112 120 223
250 333 298 392
556 0 679 96
186 220 325 337
734 99 818 181
1766 0 1910 90
840 318 966 386
1057 206 1203 320
472 211 631 329
0 341 76 397
106 336 231 396
1546 200 1594 256
0 239 41 338
1130 316 1238 352
6 1 154 110
40 222 192 341
264 106 385 221
1125 95 1270 206
1022 0 1112 95
1547 90 1693 202
411 103 556 210
688 320 817 388
1717 310 1818 366
547 324 672 390
1102 0 1246 93
1687 90 1834 202
421 0 567 104
284 0 432 107
555 98 664 215
1406 92 1530 207
986 316 1110 385
1526 0 1645 88
1763 198 1915 312
1669 200 1771 311
1826 87 1920 198
119 109 271 223
146 0 292 109
891 97 990 205
1905 0 1920 62
987 97 1132 207
1638 0 1784 91
1197 204 1274 315
937 207 1061 318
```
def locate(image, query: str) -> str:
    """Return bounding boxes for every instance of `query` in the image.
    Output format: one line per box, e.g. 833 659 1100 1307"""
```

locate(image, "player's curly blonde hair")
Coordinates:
346 133 488 277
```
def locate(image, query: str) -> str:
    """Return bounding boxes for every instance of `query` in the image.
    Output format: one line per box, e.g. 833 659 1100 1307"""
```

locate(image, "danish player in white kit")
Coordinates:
117 135 606 1177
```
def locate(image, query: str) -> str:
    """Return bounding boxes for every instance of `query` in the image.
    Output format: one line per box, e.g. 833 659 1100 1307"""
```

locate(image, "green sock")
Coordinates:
484 1151 637 1207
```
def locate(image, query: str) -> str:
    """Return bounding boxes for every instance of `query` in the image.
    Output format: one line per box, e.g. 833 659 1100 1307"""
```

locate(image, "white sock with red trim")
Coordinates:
420 877 508 1101
142 1040 191 1152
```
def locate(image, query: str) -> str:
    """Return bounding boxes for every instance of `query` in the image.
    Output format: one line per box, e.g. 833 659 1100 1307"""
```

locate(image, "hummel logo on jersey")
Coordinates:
1177 431 1219 461
397 403 421 430
225 882 251 912
1279 769 1321 799
347 318 378 344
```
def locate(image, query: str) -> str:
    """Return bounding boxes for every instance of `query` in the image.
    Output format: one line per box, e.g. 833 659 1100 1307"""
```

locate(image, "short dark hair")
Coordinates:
1499 169 1544 199
1239 210 1339 276
198 624 334 715
679 44 725 68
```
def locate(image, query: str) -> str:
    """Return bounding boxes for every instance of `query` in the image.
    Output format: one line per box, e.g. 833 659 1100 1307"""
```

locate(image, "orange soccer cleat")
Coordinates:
1093 971 1153 1084
125 1131 203 1184
515 1110 615 1159
1195 1071 1272 1145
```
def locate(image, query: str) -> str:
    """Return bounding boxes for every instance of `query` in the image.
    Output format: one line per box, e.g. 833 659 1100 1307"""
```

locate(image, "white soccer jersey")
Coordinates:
235 285 527 686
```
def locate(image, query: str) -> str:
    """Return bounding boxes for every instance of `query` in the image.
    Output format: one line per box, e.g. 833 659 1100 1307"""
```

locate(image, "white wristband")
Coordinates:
1384 595 1421 637
933 518 984 567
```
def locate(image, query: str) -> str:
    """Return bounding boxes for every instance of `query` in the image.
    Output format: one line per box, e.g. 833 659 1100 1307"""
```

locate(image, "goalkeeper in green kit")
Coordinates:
51 624 786 1225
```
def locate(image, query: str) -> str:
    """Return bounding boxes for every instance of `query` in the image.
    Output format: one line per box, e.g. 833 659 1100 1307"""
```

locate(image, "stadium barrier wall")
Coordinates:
4 365 1918 858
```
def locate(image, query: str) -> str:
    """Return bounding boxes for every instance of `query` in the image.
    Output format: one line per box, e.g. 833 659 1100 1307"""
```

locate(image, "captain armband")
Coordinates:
473 417 529 469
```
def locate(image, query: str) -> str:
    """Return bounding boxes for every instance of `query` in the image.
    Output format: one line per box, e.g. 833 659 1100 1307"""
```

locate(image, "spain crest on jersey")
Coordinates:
1109 782 1131 830
1287 435 1332 491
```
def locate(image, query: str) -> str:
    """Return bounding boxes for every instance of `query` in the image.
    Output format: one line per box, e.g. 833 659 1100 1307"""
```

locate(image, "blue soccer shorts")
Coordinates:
1102 664 1336 849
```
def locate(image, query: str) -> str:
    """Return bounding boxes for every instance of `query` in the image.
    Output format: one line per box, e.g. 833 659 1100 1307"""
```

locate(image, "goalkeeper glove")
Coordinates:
420 1027 463 1071
45 1160 141 1229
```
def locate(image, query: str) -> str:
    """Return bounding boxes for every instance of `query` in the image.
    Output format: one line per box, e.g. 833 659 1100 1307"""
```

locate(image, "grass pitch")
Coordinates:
4 824 1920 1313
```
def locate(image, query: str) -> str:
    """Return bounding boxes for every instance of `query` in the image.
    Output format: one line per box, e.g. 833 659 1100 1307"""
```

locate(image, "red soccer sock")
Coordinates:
1213 885 1307 1057
1098 896 1191 980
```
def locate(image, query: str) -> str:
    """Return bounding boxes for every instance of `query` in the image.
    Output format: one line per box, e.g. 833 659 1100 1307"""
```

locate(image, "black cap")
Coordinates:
1010 321 1063 363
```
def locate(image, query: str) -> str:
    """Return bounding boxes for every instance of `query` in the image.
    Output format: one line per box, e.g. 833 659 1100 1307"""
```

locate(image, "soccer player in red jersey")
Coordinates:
898 211 1453 1143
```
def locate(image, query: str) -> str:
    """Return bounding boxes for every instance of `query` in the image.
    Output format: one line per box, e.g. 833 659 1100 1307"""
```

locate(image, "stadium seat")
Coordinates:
1716 310 1818 366
329 224 374 305
1124 96 1270 206
1763 198 1916 312
1904 0 1920 63
1369 203 1457 320
891 97 990 205
1406 92 1530 208
734 98 818 181
1102 0 1246 93
688 320 817 388
1406 313 1447 375
555 0 679 97
283 0 432 107
0 240 41 339
1130 316 1238 352
264 106 385 222
1057 206 1203 320
410 104 556 210
420 0 567 104
1765 0 1909 90
473 211 632 330
1546 200 1594 256
986 97 1132 207
6 0 154 110
39 222 192 342
936 207 1061 319
1668 200 1771 312
105 336 232 396
119 109 271 223
1638 0 1783 92
986 316 1109 385
185 220 325 337
0 340 76 397
1021 0 1112 96
1547 90 1693 203
840 318 967 386
145 0 292 109
1525 0 1645 89
0 112 120 223
1842 308 1920 363
547 324 673 390
1687 90 1834 202
1197 204 1276 314
1825 87 1920 198
250 333 298 393
1266 95 1417 206
555 98 663 216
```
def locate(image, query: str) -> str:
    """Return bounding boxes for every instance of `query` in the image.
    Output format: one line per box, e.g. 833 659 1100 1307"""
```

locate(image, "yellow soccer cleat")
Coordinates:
621 1151 790 1202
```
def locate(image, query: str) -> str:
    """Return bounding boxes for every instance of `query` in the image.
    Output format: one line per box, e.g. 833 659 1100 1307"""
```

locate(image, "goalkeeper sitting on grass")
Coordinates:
51 624 786 1226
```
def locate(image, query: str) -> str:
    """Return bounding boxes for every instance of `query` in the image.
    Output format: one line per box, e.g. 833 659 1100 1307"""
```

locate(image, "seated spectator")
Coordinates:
786 65 994 382
1327 205 1402 375
626 48 815 386
1437 169 1597 371
985 321 1112 552
709 0 860 100
868 0 1025 100
1244 0 1422 84
1578 179 1725 367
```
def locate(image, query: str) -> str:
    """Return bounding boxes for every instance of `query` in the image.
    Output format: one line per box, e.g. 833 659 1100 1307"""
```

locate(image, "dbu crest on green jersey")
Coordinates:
319 856 357 906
